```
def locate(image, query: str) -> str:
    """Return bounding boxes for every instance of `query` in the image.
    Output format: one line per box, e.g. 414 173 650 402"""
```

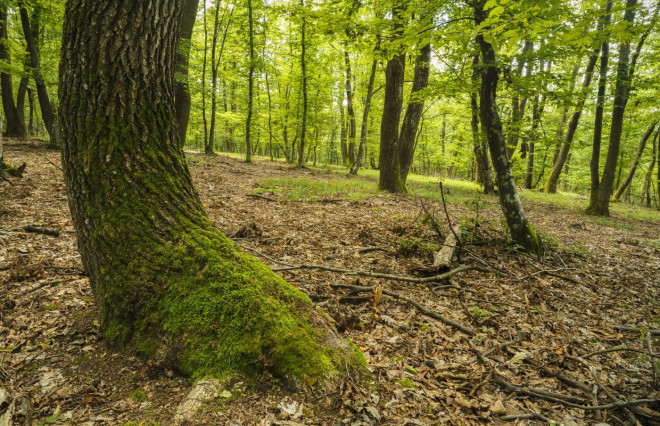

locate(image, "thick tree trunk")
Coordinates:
399 42 431 184
543 52 599 193
344 51 356 166
587 0 612 212
59 0 357 381
471 54 494 194
378 5 406 193
19 2 57 146
174 0 200 148
474 0 542 253
245 0 254 162
350 59 377 175
0 8 27 139
590 0 638 216
613 121 657 200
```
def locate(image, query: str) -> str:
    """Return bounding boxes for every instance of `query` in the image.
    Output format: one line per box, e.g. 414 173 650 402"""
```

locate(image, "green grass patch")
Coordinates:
255 176 377 202
584 216 640 231
129 389 148 402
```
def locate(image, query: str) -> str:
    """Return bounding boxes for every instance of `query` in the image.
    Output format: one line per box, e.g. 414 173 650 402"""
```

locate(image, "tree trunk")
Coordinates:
297 0 308 167
201 1 208 151
378 4 406 193
0 8 27 139
506 40 532 158
613 121 657 200
344 52 357 166
339 98 348 165
174 0 200 148
587 0 612 212
350 59 377 175
543 52 599 193
59 0 357 382
245 0 254 163
639 130 657 205
471 54 494 194
474 0 542 253
19 1 57 146
208 2 222 155
523 82 547 189
590 0 638 216
399 42 431 184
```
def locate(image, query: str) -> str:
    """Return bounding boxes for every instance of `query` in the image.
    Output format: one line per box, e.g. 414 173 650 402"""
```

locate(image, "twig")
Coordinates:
516 267 577 281
331 283 477 336
500 412 550 422
648 334 660 387
273 263 491 284
614 325 660 336
438 182 462 260
23 226 60 237
14 281 61 298
246 193 278 202
324 246 387 261
43 156 63 171
466 336 525 365
582 345 659 359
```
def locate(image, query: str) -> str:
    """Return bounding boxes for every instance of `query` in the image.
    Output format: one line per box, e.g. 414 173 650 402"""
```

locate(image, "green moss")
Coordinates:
129 390 148 402
396 378 416 388
346 339 368 370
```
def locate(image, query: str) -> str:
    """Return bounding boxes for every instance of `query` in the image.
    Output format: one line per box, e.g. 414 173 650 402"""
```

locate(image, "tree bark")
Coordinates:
506 40 532 158
174 0 200 148
543 52 599 193
378 4 406 193
613 121 657 201
344 51 356 166
471 54 494 194
639 130 657 205
473 0 542 253
350 58 377 175
18 1 57 145
297 0 308 167
399 42 431 184
590 0 638 216
245 0 254 162
0 8 27 139
59 0 356 381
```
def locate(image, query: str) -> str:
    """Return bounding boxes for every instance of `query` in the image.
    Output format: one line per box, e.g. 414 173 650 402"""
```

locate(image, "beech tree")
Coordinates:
59 0 360 381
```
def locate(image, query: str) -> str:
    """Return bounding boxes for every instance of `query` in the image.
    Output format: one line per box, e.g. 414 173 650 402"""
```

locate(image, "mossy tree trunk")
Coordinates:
59 0 356 382
473 0 543 254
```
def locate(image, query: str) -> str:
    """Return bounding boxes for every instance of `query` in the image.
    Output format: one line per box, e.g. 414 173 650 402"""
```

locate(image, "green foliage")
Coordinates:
129 390 148 403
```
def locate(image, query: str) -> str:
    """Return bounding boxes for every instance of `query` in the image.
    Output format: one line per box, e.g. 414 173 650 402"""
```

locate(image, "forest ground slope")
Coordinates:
1 141 659 425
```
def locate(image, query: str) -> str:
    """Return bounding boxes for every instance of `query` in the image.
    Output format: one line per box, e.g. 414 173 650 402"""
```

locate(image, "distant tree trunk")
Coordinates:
208 2 222 155
265 66 274 161
590 0 638 216
613 121 657 200
506 40 532 157
543 52 599 193
587 0 612 210
523 87 546 189
201 1 209 151
350 59 377 175
474 0 542 253
399 42 431 184
27 88 35 135
297 0 308 167
639 130 657 205
174 0 199 147
471 54 494 194
344 51 356 166
59 0 356 383
378 4 406 193
245 0 255 163
19 1 57 145
339 98 348 165
0 8 27 139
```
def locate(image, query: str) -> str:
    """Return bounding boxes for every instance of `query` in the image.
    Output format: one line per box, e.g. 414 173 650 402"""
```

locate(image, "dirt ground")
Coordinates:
1 140 659 425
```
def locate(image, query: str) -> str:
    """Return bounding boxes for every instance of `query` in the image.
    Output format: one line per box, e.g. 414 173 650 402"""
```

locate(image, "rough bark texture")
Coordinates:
174 0 200 147
613 121 657 201
544 52 598 193
590 0 637 216
350 59 377 175
471 54 494 194
474 0 542 253
59 0 359 382
0 8 27 139
378 5 406 193
399 42 431 184
19 1 57 145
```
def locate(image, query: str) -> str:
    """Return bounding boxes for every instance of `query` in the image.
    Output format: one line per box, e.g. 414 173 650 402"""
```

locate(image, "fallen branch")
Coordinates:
466 336 525 365
438 182 462 261
324 246 387 261
433 225 461 269
582 345 659 360
246 193 278 202
500 413 549 422
331 283 477 336
23 225 60 237
14 280 61 298
614 325 660 336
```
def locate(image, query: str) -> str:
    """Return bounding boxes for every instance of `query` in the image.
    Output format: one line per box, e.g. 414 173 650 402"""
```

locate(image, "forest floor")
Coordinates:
1 140 659 426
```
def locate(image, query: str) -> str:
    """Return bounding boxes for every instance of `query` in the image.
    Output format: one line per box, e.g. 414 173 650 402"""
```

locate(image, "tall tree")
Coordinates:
297 0 308 167
59 0 358 382
471 54 494 193
245 0 255 162
344 51 356 166
0 7 27 138
613 121 657 200
350 58 378 175
174 0 200 147
473 0 543 253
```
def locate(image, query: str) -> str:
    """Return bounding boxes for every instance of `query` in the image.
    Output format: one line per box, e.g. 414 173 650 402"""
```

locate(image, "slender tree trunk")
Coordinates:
350 59 377 175
19 1 57 145
471 54 494 194
201 2 208 151
543 52 599 193
344 51 356 166
265 66 274 161
473 0 542 253
245 0 255 162
506 40 532 157
639 130 657 205
613 121 657 200
208 2 222 154
59 0 356 383
339 97 347 165
297 0 308 167
524 81 547 189
0 8 27 139
399 42 431 184
174 0 199 147
378 4 406 193
591 0 638 216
